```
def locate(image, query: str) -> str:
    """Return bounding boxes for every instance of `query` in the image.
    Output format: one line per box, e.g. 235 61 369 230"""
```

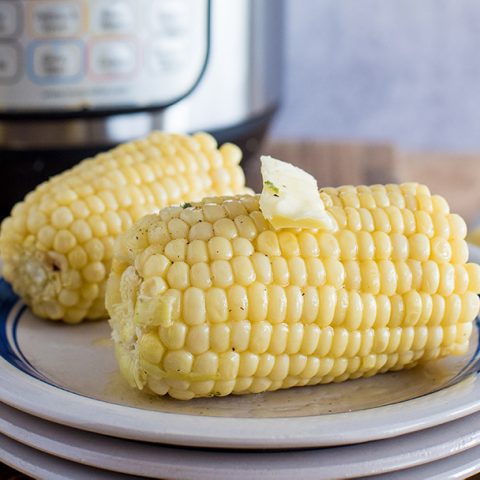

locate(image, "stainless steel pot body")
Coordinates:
0 0 283 149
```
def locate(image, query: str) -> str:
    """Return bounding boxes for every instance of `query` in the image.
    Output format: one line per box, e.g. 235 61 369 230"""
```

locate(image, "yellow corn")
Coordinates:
106 185 480 400
106 184 480 399
0 132 248 323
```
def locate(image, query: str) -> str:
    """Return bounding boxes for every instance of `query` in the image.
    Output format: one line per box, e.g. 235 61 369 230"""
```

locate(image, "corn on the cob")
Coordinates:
106 185 480 400
0 132 248 323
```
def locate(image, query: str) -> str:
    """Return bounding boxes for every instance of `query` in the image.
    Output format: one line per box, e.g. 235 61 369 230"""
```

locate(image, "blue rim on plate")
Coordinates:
0 280 53 386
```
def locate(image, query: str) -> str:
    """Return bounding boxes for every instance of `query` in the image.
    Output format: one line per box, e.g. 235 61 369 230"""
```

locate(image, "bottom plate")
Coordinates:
1 401 480 479
365 447 480 480
0 433 140 480
1 428 480 480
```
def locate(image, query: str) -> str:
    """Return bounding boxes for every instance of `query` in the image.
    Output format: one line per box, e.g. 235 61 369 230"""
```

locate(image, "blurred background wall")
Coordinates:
271 0 480 152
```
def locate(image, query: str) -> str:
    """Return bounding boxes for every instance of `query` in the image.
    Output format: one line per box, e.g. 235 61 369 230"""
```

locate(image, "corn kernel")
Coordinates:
167 262 190 290
183 287 206 325
249 321 272 354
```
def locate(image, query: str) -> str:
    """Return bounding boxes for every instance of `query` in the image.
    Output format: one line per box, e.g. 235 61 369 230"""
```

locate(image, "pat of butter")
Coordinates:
259 156 337 231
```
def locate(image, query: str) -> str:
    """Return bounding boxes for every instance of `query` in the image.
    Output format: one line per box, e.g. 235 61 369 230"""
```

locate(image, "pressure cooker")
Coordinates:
0 0 283 216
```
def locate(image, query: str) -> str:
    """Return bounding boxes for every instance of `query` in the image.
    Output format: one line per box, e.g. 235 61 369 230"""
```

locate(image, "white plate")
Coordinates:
0 432 142 480
2 401 480 479
1 423 480 480
365 446 480 480
1 278 480 449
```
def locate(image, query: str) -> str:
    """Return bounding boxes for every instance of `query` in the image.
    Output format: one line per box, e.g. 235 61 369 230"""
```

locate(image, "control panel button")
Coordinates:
151 0 189 37
149 39 187 74
90 41 136 77
92 2 133 33
0 43 19 81
32 2 82 37
0 2 19 38
31 41 83 81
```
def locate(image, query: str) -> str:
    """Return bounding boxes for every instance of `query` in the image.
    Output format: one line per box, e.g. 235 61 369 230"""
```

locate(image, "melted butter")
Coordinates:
92 337 114 348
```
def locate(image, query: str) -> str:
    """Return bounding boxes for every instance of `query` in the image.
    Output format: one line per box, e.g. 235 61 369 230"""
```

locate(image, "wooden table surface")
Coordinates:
245 139 480 227
2 139 480 479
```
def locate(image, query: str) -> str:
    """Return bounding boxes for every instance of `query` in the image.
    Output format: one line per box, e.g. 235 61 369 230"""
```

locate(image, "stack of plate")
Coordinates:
1 272 480 480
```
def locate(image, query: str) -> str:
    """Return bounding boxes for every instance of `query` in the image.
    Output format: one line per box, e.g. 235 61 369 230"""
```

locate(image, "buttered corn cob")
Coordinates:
106 185 480 400
0 132 248 323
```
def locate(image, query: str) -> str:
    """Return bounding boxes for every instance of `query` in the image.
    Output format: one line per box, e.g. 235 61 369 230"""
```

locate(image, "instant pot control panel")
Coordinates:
0 0 209 112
